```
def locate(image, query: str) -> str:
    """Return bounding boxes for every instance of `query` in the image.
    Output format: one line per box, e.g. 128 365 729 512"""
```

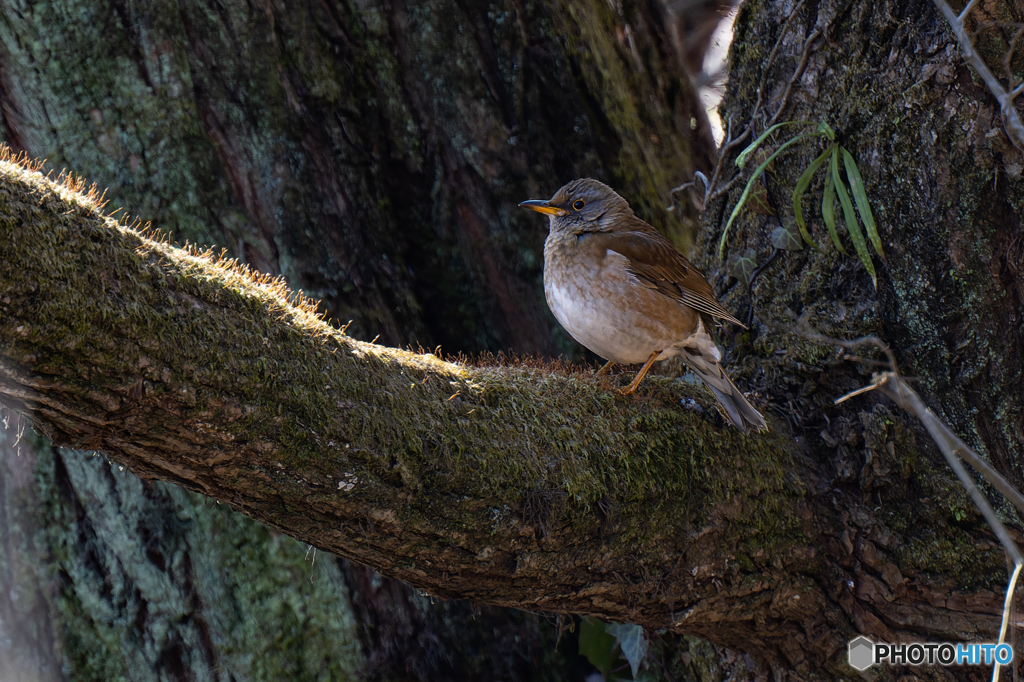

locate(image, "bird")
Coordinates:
519 178 767 434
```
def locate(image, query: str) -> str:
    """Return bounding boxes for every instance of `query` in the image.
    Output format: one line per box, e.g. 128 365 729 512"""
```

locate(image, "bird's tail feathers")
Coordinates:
685 355 767 434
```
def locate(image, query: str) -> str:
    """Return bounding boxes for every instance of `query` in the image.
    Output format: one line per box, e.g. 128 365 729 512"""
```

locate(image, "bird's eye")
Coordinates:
572 200 586 211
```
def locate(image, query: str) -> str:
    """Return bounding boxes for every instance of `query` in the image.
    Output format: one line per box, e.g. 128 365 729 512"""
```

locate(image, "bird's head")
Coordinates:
519 178 633 234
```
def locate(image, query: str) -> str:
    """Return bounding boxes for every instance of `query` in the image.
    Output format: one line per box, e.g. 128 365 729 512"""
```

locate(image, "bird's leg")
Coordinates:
618 351 661 395
596 360 616 376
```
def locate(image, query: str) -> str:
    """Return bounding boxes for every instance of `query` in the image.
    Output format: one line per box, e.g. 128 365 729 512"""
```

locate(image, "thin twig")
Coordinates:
752 0 808 132
933 0 1024 150
708 13 828 208
305 544 318 582
766 29 822 129
706 1 806 200
1002 24 1024 92
834 383 880 403
800 320 1023 681
706 116 748 203
872 372 1022 682
669 172 710 211
959 0 979 22
794 322 900 377
802 322 1024 516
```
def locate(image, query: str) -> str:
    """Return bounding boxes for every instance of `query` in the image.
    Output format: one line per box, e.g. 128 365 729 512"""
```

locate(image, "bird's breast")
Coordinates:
543 235 701 364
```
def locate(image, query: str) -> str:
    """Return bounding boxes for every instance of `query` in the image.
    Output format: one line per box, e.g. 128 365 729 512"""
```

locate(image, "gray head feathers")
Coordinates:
544 179 635 233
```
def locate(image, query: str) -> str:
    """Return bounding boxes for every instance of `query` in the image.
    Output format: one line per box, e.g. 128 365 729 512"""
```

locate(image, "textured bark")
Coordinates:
693 0 1024 675
0 154 1012 677
0 0 712 679
2 0 1023 679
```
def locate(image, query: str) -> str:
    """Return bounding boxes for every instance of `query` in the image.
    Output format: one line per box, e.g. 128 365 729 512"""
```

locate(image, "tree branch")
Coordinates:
0 153 1009 668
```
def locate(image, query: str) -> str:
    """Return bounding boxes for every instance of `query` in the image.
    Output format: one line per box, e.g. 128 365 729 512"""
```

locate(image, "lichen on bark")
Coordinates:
2 0 1023 677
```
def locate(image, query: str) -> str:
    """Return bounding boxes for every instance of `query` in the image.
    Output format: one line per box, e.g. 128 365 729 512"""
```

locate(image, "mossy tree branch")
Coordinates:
0 153 1009 670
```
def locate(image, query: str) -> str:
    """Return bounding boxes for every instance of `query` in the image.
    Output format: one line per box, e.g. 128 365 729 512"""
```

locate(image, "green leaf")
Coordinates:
606 623 647 678
821 163 847 254
840 146 884 260
816 121 836 140
579 617 616 675
735 121 813 168
771 218 804 251
791 145 834 248
728 248 758 284
747 178 774 215
831 150 876 288
719 132 813 259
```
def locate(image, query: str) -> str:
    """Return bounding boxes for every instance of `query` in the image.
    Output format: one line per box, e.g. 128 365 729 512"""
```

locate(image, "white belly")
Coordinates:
544 247 717 365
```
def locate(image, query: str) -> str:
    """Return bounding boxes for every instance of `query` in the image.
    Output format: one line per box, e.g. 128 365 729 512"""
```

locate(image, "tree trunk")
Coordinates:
697 0 1024 673
0 0 710 679
2 0 1022 679
0 0 711 353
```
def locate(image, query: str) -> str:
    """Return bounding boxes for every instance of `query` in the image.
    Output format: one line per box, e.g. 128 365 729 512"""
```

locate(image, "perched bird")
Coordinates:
519 178 766 434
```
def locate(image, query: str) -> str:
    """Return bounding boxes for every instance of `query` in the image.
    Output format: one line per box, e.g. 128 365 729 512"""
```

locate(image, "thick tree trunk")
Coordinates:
0 0 711 679
2 0 1022 679
695 0 1024 674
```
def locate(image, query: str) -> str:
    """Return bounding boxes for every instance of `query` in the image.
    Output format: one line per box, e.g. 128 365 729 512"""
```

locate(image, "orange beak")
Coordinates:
518 199 568 216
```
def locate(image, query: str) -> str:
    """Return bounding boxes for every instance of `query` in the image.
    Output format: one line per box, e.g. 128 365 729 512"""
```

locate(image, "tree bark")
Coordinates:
2 0 1023 678
0 0 712 355
696 0 1024 672
0 152 1012 675
0 0 714 678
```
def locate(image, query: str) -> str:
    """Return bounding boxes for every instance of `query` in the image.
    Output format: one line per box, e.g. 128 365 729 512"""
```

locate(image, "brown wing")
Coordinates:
582 225 746 328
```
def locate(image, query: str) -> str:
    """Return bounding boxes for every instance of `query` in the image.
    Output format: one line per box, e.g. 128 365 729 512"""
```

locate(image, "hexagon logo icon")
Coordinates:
849 636 875 671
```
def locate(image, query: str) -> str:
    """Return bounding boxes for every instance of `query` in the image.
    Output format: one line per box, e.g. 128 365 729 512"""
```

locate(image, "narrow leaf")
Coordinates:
831 150 876 288
816 121 836 140
719 132 812 259
791 145 834 248
606 623 648 678
840 147 885 260
821 163 847 254
771 218 804 251
735 121 812 168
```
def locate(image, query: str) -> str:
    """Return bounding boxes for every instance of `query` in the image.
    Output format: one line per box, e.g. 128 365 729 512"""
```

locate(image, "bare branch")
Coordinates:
932 0 1024 150
871 372 1022 682
765 28 822 129
797 315 1024 681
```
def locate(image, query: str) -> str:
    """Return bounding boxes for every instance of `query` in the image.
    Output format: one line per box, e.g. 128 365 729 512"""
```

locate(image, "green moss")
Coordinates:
0 152 806 594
